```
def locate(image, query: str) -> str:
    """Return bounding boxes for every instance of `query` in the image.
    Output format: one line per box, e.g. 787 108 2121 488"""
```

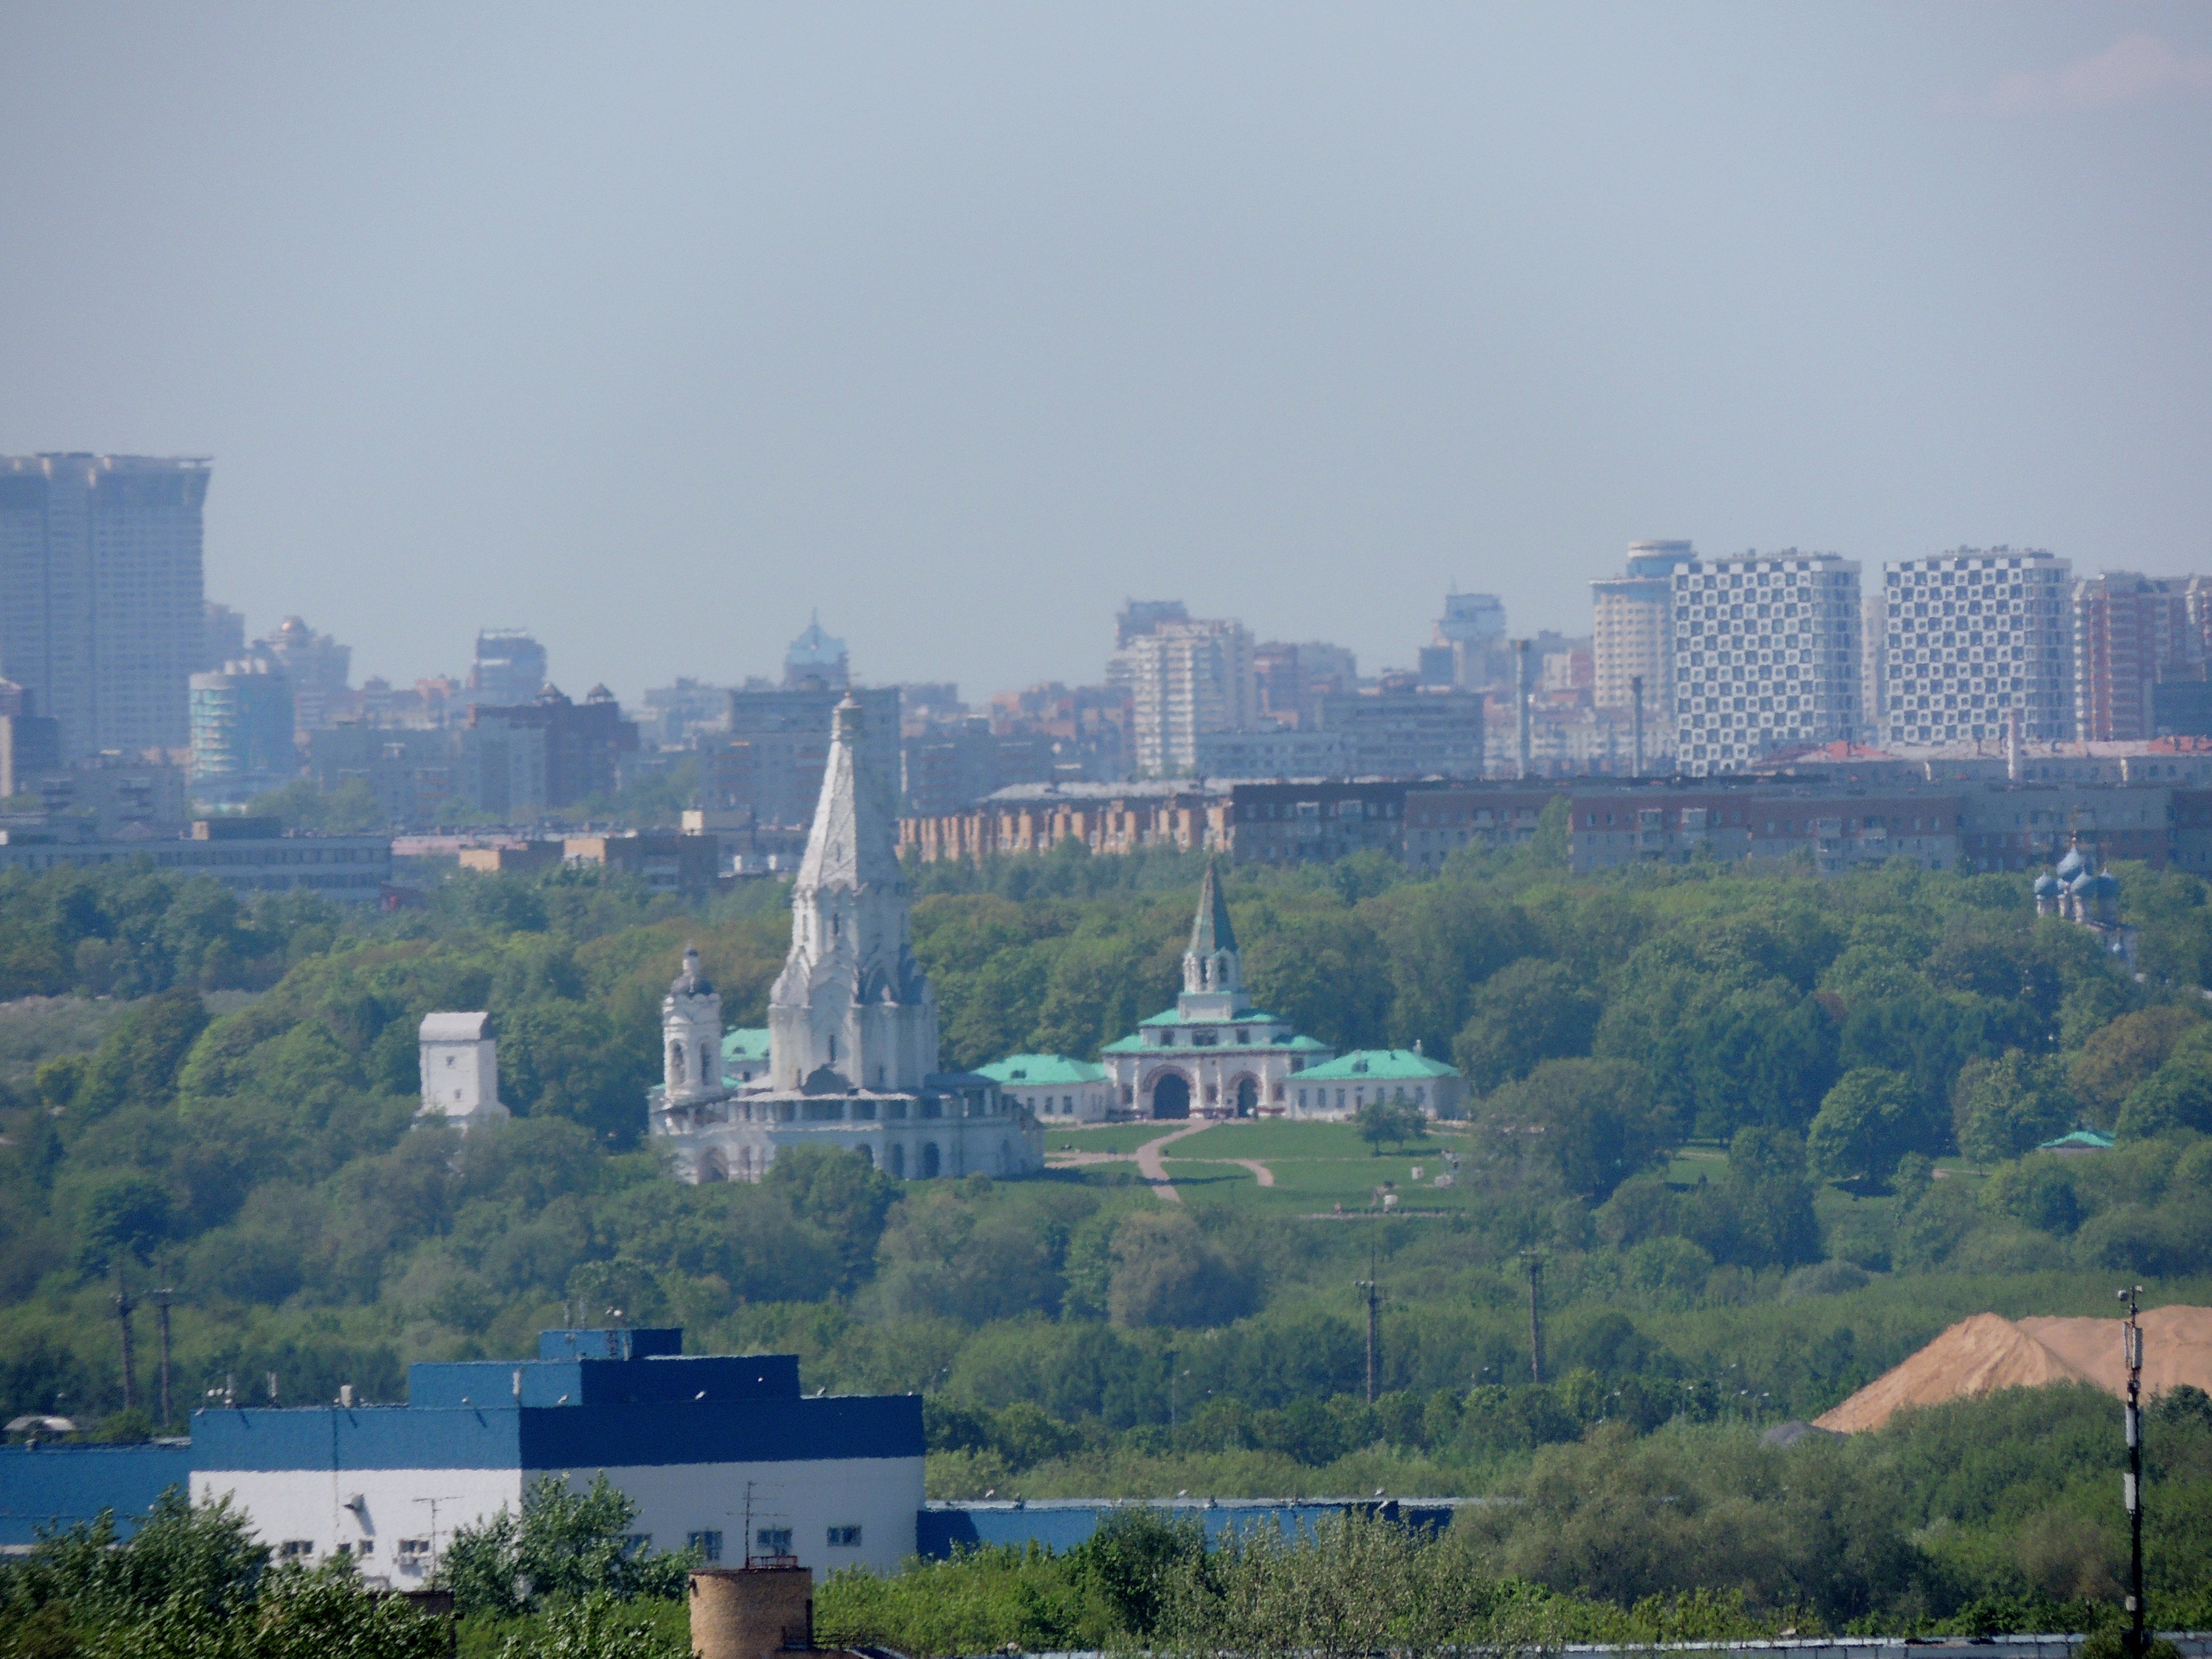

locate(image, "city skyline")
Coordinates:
5 5 2210 702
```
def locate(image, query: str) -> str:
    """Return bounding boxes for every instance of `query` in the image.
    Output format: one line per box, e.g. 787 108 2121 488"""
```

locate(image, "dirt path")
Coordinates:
1225 1157 1275 1188
1134 1121 1211 1202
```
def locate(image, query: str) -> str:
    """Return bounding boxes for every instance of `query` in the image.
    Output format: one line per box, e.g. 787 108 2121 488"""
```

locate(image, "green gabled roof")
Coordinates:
1100 1035 1145 1054
721 1027 771 1062
975 1054 1108 1086
1298 1047 1459 1081
1287 1035 1331 1052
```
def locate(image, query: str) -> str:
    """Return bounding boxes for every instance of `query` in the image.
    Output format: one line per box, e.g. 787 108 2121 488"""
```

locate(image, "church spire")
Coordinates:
793 693 902 891
1180 859 1245 1010
769 692 938 1093
1188 858 1237 957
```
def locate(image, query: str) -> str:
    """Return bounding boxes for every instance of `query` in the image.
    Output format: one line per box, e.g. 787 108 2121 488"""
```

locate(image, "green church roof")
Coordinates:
975 1054 1108 1086
721 1028 771 1062
1190 859 1237 957
1298 1047 1459 1081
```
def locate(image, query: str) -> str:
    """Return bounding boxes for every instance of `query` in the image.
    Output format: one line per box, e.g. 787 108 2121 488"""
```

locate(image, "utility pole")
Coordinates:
1522 1250 1545 1384
1631 675 1645 779
1356 1246 1381 1405
113 1282 138 1415
153 1289 174 1428
2120 1284 2147 1659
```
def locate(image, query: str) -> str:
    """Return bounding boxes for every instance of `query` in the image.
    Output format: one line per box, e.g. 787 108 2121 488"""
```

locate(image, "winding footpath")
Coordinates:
1132 1121 1212 1202
1042 1121 1277 1202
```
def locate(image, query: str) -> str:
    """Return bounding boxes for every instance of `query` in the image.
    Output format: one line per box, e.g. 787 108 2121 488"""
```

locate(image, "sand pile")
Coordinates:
1813 1305 2212 1433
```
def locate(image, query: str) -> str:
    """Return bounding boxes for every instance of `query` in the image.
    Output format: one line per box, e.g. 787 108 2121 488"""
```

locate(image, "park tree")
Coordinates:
1950 1050 2074 1163
1453 957 1600 1090
1807 1067 1917 1185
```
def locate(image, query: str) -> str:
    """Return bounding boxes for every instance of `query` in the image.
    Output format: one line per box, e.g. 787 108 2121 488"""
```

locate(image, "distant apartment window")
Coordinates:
757 1527 794 1556
397 1539 432 1562
828 1526 863 1548
688 1530 723 1562
279 1540 314 1560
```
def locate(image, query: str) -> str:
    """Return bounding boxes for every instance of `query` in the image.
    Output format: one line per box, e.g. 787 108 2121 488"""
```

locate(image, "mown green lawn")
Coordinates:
1155 1120 1467 1215
1165 1119 1449 1161
1041 1122 1175 1154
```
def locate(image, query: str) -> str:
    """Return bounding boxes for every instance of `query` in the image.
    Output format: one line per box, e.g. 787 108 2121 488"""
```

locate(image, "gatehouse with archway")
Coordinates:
1100 862 1334 1118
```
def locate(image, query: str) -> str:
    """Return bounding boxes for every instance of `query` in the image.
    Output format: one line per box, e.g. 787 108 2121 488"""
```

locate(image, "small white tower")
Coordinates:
417 1011 510 1133
663 946 725 1105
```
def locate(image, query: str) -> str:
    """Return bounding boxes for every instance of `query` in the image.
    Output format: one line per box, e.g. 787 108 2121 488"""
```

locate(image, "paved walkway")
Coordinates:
1041 1122 1278 1202
1133 1121 1211 1202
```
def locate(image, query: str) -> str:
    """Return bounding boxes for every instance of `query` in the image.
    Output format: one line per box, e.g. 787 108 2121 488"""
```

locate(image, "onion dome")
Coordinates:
2056 844 2086 880
2033 873 2061 898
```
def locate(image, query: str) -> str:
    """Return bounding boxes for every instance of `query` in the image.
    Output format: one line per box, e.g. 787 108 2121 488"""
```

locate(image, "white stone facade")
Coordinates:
416 1011 509 1133
650 694 1041 1183
1099 863 1332 1118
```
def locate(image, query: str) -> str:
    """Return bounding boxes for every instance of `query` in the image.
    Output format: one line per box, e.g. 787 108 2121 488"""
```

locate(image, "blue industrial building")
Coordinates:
6 1330 1474 1574
4 1329 924 1581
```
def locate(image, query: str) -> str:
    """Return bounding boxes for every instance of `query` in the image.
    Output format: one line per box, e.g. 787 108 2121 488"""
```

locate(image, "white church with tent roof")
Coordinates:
648 694 1042 1183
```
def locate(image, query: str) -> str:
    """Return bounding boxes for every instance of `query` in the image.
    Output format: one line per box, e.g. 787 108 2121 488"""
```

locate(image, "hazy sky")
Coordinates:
4 4 2210 702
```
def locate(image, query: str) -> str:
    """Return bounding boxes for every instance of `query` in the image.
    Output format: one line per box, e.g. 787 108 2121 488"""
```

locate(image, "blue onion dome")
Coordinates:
2068 870 2097 896
2056 845 2086 880
2093 870 2120 898
2034 873 2061 897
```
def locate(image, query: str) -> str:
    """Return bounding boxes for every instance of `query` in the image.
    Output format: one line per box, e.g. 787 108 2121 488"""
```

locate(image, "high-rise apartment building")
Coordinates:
1422 591 1507 690
706 685 901 826
1882 550 2072 747
1116 599 1190 649
469 630 548 709
1671 553 1862 775
467 686 637 808
1253 640 1358 728
1592 541 1695 716
784 616 849 689
1126 619 1256 776
189 658 296 799
2074 573 2200 743
0 454 210 758
255 615 352 736
202 603 246 673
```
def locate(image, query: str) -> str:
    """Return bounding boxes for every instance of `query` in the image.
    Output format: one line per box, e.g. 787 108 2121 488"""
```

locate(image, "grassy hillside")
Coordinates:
5 840 2212 1623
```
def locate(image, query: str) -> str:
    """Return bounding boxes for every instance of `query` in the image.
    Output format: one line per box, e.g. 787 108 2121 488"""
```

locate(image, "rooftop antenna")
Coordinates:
2120 1284 2147 1658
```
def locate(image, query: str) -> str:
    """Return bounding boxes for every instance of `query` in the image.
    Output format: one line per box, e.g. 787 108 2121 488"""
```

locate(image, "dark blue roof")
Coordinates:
0 1443 192 1547
192 1394 920 1472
